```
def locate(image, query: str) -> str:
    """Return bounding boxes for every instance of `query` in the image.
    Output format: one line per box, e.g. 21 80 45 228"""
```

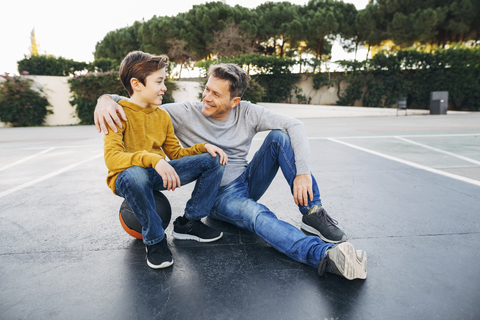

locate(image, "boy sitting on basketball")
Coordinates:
104 51 227 269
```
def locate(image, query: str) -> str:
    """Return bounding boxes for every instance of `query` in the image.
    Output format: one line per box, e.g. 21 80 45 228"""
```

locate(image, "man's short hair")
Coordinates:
207 63 251 100
119 51 169 96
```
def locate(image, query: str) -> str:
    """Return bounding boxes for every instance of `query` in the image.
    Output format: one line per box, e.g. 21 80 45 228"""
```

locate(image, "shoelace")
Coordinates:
149 238 168 253
314 206 339 226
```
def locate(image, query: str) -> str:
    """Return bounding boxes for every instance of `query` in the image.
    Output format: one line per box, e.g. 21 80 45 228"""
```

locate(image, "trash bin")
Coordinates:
397 97 407 116
430 92 448 115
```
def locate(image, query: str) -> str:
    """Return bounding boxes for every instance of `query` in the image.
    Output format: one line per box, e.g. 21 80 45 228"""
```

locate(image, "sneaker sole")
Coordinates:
172 231 223 243
328 242 367 280
147 259 173 269
301 222 347 244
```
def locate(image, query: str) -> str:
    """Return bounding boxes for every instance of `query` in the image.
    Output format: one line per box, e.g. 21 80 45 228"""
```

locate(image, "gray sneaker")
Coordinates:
318 242 367 280
301 205 347 243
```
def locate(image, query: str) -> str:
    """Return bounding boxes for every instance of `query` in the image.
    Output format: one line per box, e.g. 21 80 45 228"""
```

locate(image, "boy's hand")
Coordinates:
204 144 228 165
94 95 127 134
155 159 181 191
293 174 313 206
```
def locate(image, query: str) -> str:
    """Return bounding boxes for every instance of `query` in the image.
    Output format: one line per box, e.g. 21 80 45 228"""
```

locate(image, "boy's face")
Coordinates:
202 76 240 121
132 68 167 107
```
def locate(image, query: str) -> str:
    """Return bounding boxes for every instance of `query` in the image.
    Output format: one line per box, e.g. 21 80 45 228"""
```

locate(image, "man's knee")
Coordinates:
201 153 225 171
266 130 291 146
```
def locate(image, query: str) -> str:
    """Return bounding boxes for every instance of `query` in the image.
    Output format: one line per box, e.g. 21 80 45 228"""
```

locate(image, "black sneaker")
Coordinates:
145 237 173 269
301 205 347 243
172 217 223 242
317 242 367 280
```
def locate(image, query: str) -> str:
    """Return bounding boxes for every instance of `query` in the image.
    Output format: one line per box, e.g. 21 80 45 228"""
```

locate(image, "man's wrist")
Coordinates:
97 94 111 102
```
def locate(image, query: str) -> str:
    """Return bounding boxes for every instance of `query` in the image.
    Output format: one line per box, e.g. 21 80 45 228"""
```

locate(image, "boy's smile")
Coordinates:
130 68 167 108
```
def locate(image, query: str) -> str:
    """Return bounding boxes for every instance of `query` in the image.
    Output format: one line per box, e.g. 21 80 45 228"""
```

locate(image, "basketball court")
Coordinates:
1 112 479 319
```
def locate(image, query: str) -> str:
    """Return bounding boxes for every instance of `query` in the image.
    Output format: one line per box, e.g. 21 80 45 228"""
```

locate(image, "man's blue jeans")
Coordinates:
115 153 224 245
210 130 333 268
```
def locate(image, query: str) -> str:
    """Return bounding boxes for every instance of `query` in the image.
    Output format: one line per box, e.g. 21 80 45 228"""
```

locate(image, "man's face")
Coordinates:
202 76 238 121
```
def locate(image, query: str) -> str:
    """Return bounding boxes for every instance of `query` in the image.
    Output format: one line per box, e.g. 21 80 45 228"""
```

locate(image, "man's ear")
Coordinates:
130 78 141 92
230 97 241 109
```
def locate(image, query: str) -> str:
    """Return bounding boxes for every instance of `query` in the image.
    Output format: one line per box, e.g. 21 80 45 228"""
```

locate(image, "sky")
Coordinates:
1 0 369 75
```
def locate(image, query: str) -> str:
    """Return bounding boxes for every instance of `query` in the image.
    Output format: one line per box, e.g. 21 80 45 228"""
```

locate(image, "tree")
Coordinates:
300 0 339 59
207 22 256 57
253 2 303 57
359 0 478 49
94 22 141 61
138 16 174 56
167 38 196 76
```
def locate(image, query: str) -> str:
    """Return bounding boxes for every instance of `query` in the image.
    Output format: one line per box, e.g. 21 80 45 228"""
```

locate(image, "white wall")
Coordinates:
31 75 80 126
0 76 203 127
1 74 435 127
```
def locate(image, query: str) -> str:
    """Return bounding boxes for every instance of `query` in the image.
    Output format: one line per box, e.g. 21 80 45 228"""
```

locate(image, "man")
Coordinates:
95 63 367 280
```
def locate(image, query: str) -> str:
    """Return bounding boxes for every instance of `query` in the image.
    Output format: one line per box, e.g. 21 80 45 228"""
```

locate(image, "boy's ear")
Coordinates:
130 78 142 92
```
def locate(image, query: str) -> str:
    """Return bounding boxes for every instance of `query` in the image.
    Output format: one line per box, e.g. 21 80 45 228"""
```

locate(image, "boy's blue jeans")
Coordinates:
115 153 224 245
209 130 333 268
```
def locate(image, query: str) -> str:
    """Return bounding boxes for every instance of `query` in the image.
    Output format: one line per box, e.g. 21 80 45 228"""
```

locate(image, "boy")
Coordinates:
104 51 227 269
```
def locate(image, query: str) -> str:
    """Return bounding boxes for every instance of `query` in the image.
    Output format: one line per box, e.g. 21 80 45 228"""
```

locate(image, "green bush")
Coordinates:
68 71 177 125
17 55 88 76
86 58 120 73
0 73 52 127
330 48 480 111
241 79 265 103
18 56 120 76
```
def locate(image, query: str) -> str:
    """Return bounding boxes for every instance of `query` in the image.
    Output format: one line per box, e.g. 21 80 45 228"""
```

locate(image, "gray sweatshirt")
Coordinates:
110 95 310 187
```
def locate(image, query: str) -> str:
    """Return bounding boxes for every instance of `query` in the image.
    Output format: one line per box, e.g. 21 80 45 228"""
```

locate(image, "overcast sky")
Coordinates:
1 0 368 75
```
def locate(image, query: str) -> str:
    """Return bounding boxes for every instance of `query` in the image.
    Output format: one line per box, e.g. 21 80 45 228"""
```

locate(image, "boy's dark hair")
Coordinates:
207 63 251 100
119 51 169 96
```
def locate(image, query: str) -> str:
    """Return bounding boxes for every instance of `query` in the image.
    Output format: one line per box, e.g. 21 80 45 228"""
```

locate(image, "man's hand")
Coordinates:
154 159 181 191
94 95 127 134
204 143 228 165
293 174 313 206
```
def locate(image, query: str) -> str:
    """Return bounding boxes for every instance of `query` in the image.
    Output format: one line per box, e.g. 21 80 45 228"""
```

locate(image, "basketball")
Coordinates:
119 190 172 239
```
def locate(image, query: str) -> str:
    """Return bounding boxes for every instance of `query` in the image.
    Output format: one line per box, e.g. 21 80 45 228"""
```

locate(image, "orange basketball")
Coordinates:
119 191 171 239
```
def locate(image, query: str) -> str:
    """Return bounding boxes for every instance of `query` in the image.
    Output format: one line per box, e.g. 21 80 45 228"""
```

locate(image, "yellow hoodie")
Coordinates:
104 99 206 194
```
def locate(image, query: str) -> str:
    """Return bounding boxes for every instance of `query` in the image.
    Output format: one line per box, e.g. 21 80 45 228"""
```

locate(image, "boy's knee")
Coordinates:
122 166 150 186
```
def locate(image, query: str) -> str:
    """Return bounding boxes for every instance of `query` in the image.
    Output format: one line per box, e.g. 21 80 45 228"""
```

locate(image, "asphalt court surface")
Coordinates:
1 112 479 319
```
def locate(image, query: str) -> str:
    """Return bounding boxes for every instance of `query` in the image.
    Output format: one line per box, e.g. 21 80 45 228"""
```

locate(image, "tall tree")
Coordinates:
207 22 256 57
253 2 303 57
300 0 340 59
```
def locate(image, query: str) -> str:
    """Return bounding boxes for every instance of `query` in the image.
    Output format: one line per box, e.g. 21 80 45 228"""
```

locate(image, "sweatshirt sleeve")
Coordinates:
244 102 311 175
161 113 207 159
108 94 128 103
103 121 163 172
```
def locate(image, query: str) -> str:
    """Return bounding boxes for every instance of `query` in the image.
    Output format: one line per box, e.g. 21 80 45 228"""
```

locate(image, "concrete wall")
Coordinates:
0 75 79 128
0 74 428 127
0 76 204 127
31 75 80 126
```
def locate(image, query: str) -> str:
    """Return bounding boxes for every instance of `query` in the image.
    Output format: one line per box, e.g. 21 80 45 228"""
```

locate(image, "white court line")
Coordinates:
395 136 480 165
0 153 103 199
253 132 480 141
309 133 480 140
1 144 102 151
0 147 56 172
327 138 480 188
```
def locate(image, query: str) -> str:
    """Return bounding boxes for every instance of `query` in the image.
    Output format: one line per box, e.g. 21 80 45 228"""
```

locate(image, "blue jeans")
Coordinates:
210 130 333 268
115 153 225 245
